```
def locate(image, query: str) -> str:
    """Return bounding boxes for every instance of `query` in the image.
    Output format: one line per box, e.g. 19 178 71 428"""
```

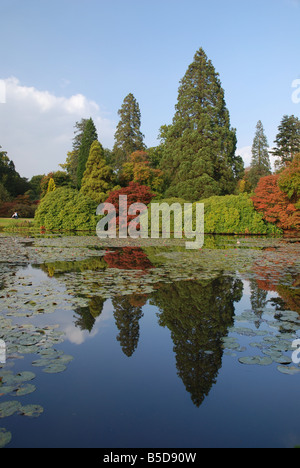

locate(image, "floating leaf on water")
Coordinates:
0 401 21 418
239 356 260 365
0 385 15 396
42 363 67 374
0 427 12 448
273 355 292 365
14 383 36 397
15 372 35 383
238 355 273 366
277 366 300 375
20 404 44 418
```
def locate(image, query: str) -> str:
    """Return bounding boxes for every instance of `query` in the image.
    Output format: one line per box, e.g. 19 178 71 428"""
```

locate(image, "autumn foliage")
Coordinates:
120 151 164 193
252 172 300 231
104 181 156 229
103 247 153 271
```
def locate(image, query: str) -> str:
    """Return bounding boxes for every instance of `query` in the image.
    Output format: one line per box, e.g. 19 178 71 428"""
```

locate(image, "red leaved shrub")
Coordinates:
251 174 300 231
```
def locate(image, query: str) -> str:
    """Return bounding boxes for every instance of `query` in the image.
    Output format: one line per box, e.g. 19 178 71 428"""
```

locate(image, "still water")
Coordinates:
0 234 299 448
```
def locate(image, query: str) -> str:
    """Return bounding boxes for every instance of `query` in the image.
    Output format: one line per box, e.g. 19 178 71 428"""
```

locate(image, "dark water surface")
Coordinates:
0 234 299 448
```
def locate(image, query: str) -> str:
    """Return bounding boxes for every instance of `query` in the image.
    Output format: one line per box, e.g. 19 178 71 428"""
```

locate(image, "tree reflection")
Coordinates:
103 247 153 271
152 276 243 407
252 257 300 314
250 279 268 328
112 295 146 357
74 296 105 332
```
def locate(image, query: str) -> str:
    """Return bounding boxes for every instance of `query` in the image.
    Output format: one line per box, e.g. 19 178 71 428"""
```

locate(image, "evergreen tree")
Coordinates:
112 93 145 170
76 118 98 188
159 48 238 201
271 115 300 169
80 140 115 204
248 120 271 189
60 119 89 186
47 177 56 193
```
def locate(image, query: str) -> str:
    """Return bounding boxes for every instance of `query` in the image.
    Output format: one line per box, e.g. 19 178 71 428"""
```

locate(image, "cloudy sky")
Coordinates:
0 0 299 178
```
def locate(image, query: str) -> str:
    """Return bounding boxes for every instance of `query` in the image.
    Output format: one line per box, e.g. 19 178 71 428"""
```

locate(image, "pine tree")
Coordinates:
271 115 300 169
76 118 98 188
248 120 271 189
159 48 238 202
112 93 145 170
60 119 89 187
80 140 115 204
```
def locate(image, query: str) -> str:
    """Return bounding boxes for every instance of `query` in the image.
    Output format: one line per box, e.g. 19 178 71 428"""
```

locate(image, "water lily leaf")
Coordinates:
277 366 300 375
42 363 67 374
0 385 15 396
0 401 21 418
20 404 44 418
238 355 272 366
273 355 292 365
239 356 260 365
0 427 12 448
14 383 36 396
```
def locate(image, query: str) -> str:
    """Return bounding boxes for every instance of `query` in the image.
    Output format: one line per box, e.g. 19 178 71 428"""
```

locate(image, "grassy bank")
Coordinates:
0 218 33 231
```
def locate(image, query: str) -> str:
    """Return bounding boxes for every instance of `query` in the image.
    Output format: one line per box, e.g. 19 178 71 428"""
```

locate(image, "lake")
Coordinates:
0 233 299 448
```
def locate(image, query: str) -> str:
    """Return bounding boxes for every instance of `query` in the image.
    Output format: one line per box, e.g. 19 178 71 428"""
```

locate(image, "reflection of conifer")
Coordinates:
153 276 243 407
250 279 268 327
74 296 105 332
112 296 144 357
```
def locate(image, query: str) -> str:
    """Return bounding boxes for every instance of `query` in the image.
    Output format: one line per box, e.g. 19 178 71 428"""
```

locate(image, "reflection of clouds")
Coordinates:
63 303 113 345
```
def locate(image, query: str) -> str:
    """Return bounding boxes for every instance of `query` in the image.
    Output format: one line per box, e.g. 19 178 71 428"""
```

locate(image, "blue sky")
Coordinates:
0 0 299 178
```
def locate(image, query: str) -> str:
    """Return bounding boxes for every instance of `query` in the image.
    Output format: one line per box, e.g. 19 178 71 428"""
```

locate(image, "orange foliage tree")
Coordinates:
120 151 164 193
252 174 300 230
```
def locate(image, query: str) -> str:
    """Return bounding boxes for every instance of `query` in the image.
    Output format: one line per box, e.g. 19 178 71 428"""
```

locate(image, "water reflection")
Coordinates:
112 295 145 357
152 276 243 407
74 296 105 332
70 272 244 407
4 241 299 409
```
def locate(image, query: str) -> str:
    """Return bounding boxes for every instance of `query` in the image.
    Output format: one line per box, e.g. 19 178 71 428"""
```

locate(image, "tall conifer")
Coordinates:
113 93 145 170
80 140 115 204
248 120 271 189
271 115 300 169
159 48 238 201
77 118 98 188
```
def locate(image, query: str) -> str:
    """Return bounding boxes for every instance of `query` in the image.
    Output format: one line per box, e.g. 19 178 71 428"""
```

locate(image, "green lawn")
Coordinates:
0 218 33 228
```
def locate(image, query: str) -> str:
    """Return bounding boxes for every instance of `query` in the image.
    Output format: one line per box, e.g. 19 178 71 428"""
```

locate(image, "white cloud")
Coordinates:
0 77 116 178
236 146 252 168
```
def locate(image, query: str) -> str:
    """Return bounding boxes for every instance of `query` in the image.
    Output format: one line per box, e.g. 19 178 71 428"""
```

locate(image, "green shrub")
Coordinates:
195 193 282 235
34 187 99 231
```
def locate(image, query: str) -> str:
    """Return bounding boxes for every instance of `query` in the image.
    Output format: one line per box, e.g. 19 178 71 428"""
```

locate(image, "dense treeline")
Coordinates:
2 47 300 232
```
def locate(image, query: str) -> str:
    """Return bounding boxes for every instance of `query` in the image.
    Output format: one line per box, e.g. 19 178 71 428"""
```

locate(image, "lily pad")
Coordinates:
0 401 21 418
20 404 44 418
238 355 273 366
42 363 67 374
277 366 300 375
0 427 12 448
14 383 36 397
